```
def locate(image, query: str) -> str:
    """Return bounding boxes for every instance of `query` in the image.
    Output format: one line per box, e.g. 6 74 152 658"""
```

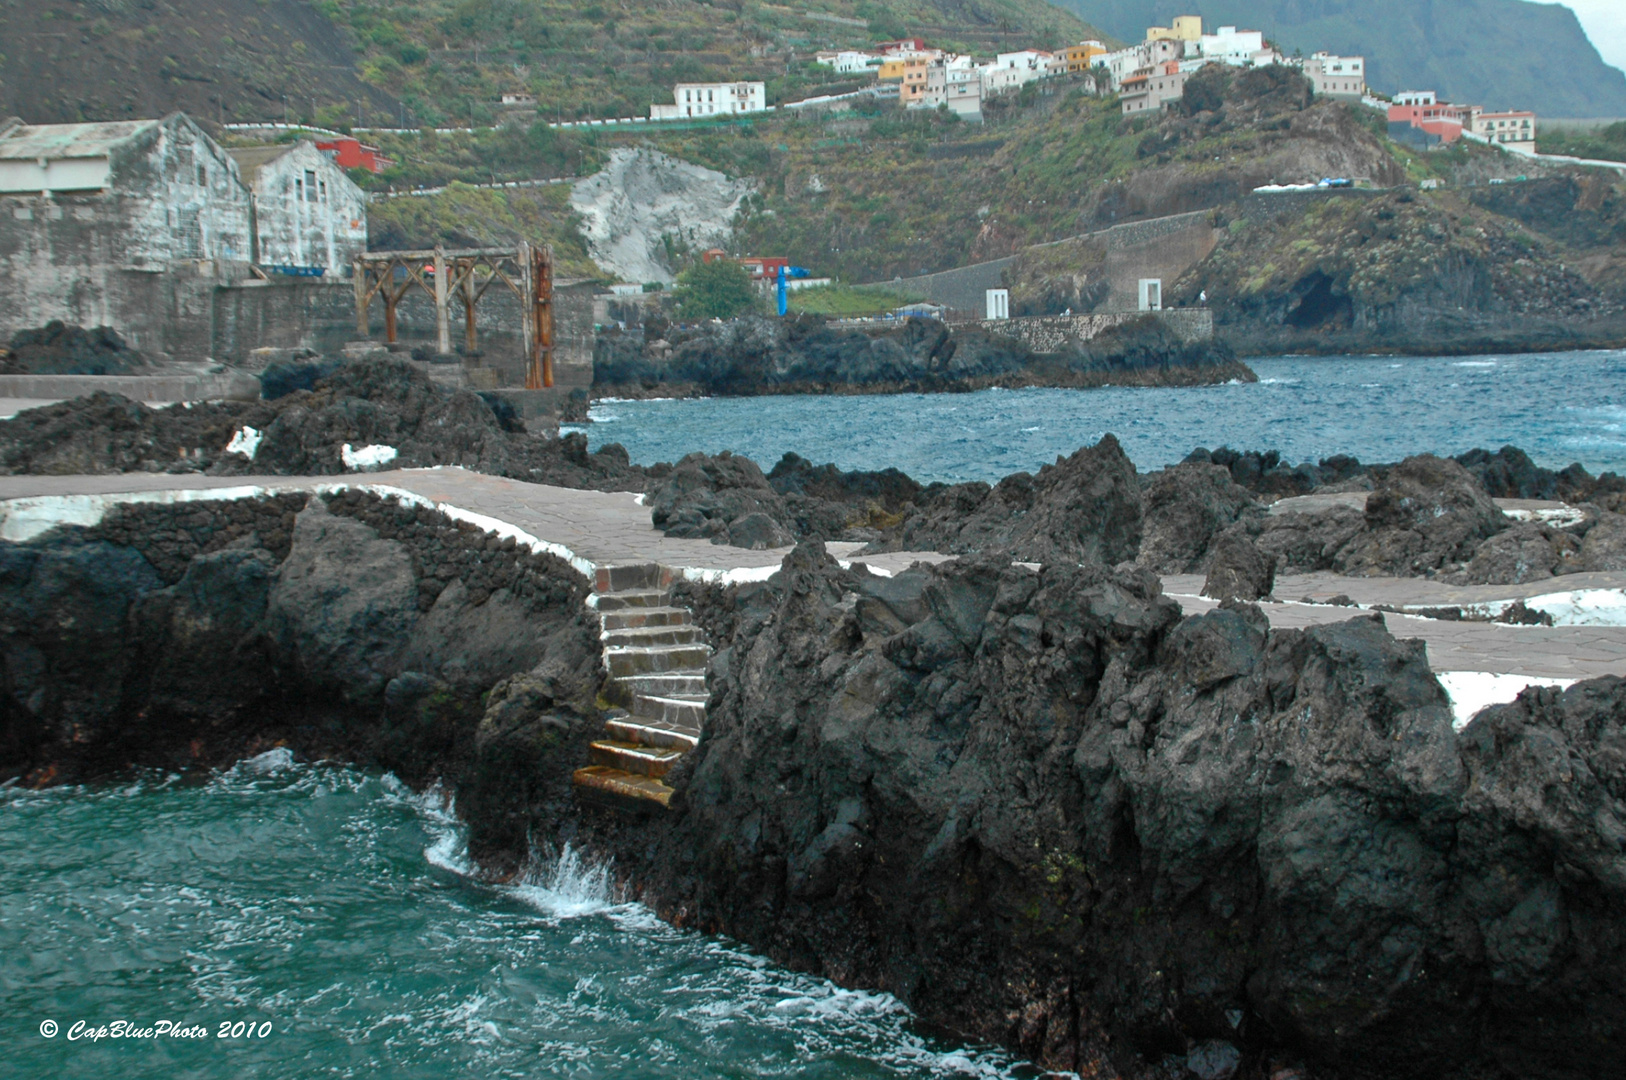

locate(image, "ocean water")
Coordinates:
581 350 1626 484
2 753 1023 1079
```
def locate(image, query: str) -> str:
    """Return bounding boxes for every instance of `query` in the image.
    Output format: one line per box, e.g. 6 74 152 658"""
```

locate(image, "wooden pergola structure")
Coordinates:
353 243 555 389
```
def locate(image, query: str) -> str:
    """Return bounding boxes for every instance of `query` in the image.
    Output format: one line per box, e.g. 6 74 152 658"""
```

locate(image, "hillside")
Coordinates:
0 0 395 125
316 0 1105 124
0 0 1106 128
631 65 1406 282
1058 0 1626 117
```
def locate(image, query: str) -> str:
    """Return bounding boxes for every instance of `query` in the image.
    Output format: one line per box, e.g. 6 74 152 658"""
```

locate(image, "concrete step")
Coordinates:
590 589 669 611
602 624 702 648
594 563 671 594
588 739 687 777
573 765 674 811
605 717 701 753
615 672 708 698
631 693 707 728
600 606 691 631
605 643 711 678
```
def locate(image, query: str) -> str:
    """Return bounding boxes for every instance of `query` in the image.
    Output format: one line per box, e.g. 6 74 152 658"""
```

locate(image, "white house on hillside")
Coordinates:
651 82 767 119
1303 53 1366 99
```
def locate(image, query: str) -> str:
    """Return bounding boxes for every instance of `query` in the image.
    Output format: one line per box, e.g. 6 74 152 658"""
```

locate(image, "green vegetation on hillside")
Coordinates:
673 258 762 318
786 283 911 315
1537 123 1626 164
366 182 601 277
315 0 1105 125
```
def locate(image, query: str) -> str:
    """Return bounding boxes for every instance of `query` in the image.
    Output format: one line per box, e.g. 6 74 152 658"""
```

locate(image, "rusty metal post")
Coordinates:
383 288 398 343
536 244 554 389
353 258 368 336
462 258 478 354
433 245 450 356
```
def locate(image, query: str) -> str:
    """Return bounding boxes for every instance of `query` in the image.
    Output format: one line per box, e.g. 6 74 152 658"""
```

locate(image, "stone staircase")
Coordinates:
572 563 710 812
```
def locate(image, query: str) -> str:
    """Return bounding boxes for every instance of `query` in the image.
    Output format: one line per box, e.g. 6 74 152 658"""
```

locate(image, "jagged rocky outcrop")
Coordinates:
1138 462 1260 574
0 490 602 790
594 314 1251 397
589 543 1626 1080
883 435 1144 565
0 357 647 492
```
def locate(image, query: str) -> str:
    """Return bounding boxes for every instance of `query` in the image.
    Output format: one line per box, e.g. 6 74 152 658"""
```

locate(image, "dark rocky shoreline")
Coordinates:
592 314 1253 399
4 360 1626 1079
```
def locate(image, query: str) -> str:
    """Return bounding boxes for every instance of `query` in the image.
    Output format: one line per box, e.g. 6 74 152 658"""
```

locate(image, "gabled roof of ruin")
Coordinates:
225 144 297 186
0 119 162 160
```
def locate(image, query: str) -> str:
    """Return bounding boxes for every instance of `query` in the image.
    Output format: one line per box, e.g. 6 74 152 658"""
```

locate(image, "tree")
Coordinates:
672 258 760 319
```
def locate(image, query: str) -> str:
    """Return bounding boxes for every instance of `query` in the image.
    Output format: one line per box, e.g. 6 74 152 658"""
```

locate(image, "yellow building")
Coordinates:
1146 15 1202 43
877 57 907 81
1062 40 1107 72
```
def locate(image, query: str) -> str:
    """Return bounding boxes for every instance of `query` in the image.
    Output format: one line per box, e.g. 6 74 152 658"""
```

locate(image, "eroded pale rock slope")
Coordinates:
570 149 755 285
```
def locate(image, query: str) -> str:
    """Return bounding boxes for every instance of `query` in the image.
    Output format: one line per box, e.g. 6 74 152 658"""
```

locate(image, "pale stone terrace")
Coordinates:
0 466 1620 680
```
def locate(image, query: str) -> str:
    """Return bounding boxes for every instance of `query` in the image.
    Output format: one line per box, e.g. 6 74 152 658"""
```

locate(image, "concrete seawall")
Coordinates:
0 371 262 402
977 308 1213 351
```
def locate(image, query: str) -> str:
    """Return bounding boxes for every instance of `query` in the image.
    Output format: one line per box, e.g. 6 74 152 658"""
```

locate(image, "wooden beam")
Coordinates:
433 245 450 357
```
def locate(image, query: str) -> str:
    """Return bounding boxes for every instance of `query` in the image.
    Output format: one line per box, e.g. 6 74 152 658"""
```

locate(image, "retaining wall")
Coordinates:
977 308 1213 352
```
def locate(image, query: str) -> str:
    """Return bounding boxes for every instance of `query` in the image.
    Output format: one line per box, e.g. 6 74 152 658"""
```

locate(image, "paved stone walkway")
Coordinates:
0 468 948 580
0 467 1621 681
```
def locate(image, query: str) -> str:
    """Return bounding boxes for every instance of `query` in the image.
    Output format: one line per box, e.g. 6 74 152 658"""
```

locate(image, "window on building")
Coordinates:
305 170 318 203
295 177 303 201
197 163 206 187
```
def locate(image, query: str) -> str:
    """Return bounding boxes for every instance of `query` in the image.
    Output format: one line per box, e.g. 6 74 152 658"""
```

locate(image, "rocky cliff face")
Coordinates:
1173 187 1626 355
593 543 1626 1079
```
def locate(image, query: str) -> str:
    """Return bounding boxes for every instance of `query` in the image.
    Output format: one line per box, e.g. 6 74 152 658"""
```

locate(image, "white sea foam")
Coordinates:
1438 671 1575 730
507 843 617 919
238 747 295 774
224 425 262 459
1453 360 1498 367
341 443 398 470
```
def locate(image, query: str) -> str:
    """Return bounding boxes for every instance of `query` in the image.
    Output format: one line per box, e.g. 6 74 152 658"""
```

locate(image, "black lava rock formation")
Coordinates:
0 357 647 492
0 491 603 794
587 543 1626 1080
1 322 149 375
594 314 1253 397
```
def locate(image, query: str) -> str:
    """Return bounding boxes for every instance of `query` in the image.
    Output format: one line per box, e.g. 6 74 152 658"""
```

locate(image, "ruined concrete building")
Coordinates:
227 141 367 276
0 113 366 361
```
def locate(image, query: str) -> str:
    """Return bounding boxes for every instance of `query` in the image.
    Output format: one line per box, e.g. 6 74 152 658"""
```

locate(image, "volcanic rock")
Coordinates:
1452 521 1581 584
597 546 1626 1079
1139 462 1258 573
2 322 148 375
887 435 1143 565
1202 526 1275 599
1336 454 1508 575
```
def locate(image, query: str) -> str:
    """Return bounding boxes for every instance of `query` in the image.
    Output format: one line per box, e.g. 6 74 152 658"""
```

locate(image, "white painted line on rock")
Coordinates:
0 487 274 541
1437 671 1576 730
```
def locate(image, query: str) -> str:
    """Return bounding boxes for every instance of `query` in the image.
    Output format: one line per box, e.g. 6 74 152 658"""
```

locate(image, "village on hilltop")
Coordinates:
649 12 1536 153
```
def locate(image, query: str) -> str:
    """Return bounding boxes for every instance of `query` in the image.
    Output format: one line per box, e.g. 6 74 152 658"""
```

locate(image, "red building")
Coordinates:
314 136 393 174
875 38 927 55
701 250 790 281
1386 102 1467 144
